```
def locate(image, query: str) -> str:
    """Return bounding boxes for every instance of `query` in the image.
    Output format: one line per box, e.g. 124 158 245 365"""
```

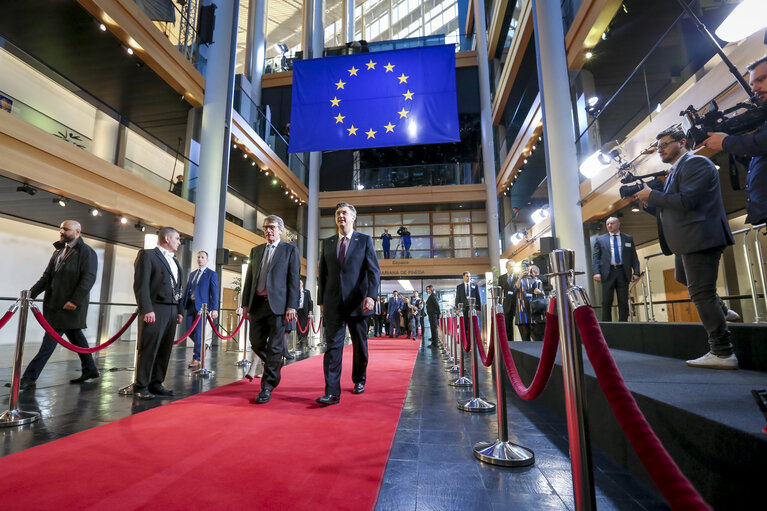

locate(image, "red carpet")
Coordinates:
0 338 419 511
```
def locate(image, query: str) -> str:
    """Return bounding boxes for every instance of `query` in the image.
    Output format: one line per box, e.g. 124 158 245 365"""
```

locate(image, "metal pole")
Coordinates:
118 322 141 395
644 256 656 322
444 311 454 365
550 249 596 511
194 304 215 377
458 297 495 412
0 291 40 427
474 286 534 465
235 312 250 366
291 328 300 356
449 303 472 386
740 229 762 323
753 225 767 322
448 308 460 373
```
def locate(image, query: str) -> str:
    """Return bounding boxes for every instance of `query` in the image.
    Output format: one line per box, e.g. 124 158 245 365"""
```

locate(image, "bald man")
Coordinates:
15 220 99 390
592 217 640 321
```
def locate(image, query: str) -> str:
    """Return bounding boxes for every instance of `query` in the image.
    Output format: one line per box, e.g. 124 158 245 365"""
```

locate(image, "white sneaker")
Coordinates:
685 351 738 370
725 309 741 322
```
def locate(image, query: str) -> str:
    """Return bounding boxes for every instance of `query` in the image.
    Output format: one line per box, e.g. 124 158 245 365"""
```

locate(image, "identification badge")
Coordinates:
625 242 631 247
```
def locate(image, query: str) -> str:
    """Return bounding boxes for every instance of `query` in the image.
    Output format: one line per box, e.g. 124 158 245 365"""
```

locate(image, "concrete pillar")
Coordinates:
245 0 267 106
91 110 120 164
344 0 355 44
472 0 502 272
531 0 588 284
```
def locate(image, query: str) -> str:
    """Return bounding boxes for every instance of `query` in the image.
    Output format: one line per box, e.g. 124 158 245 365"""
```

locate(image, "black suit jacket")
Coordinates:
30 236 97 330
645 152 734 255
241 241 300 315
426 293 440 317
318 231 380 319
499 272 517 315
591 233 640 281
133 247 184 316
455 281 481 311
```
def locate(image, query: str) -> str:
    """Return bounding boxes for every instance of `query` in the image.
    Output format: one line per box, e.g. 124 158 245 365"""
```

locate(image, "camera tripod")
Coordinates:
394 237 411 259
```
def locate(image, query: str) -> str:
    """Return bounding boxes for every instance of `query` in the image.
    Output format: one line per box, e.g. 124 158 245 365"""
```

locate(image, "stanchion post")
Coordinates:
193 303 215 377
444 309 454 365
118 312 142 395
449 304 472 386
474 286 534 465
754 225 767 321
0 290 41 427
550 249 596 511
458 297 495 412
448 307 460 373
235 311 250 366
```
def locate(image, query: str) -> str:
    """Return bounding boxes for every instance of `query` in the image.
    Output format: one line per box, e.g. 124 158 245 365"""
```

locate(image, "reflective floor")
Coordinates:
0 337 668 510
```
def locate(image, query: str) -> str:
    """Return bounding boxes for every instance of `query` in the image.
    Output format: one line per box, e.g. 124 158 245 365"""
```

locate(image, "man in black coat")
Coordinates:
425 285 440 346
316 202 380 405
455 271 481 324
592 217 640 322
635 128 736 370
132 226 184 400
499 261 518 341
296 279 313 347
241 215 300 404
16 220 99 390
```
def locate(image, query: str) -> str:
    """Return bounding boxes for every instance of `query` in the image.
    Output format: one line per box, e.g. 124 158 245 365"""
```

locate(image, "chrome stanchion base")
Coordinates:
444 355 454 364
234 358 250 367
473 440 535 466
118 383 134 395
193 368 215 377
0 409 40 427
448 376 473 387
446 364 460 373
458 397 496 413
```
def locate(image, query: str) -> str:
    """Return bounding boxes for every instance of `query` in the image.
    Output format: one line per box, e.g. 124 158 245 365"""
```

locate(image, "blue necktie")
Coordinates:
612 235 621 265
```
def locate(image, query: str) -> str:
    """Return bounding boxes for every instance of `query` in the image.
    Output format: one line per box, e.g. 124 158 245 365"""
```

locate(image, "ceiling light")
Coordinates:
655 103 662 113
134 222 145 232
120 216 128 224
585 51 594 60
54 197 68 207
251 161 256 166
285 190 289 195
243 152 248 158
16 183 37 196
579 150 612 178
511 232 525 245
232 255 237 261
125 46 134 55
398 279 414 292
523 159 528 164
631 205 641 213
357 184 365 190
587 96 599 107
90 208 99 217
272 179 278 185
531 207 549 225
715 0 767 42
99 23 107 32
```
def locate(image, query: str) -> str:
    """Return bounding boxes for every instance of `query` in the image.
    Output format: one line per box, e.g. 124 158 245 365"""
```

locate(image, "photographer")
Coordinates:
634 128 737 370
514 261 545 341
702 55 767 226
397 226 411 258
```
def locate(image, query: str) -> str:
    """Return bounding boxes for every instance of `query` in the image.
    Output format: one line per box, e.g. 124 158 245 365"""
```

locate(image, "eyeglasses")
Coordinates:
657 139 678 150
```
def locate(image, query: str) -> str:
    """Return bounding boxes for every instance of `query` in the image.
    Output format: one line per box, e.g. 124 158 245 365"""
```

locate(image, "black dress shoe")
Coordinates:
149 386 174 396
134 391 155 400
5 378 36 390
315 394 340 405
70 370 100 383
284 353 295 360
352 383 365 394
255 388 272 404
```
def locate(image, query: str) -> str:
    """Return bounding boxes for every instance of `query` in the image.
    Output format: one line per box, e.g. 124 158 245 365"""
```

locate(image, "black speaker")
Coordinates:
539 236 557 254
197 4 216 45
216 248 229 265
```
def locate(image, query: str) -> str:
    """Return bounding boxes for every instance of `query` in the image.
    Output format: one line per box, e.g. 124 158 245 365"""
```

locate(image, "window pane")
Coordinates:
358 226 374 236
432 212 450 223
408 225 430 236
472 210 486 222
473 235 488 248
472 222 487 234
320 227 336 238
432 236 451 249
455 249 472 258
454 236 471 249
374 213 402 225
432 225 451 235
453 224 470 234
320 216 335 228
451 211 471 223
357 215 373 226
404 213 429 224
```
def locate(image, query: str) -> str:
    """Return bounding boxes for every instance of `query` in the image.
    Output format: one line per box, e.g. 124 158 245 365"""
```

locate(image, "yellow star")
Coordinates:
402 90 414 100
384 62 395 72
330 96 341 107
384 122 395 133
335 79 346 89
397 73 409 84
365 128 377 139
334 113 345 124
348 66 359 76
397 108 409 118
365 59 377 70
347 125 358 136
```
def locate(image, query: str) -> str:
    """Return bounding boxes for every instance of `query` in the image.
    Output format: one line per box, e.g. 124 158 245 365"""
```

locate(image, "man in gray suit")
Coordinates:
241 215 300 403
592 217 640 322
635 127 737 369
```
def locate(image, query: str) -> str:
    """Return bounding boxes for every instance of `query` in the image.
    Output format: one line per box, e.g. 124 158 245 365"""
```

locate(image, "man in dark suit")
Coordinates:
316 202 380 405
425 285 440 346
499 260 518 341
132 226 184 400
15 220 99 390
296 279 313 347
182 250 219 368
241 215 300 404
387 290 403 337
635 127 737 370
592 217 640 322
455 271 481 323
372 296 384 337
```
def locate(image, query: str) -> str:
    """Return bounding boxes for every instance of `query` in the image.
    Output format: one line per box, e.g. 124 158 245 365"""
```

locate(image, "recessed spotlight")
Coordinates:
120 216 128 224
90 208 99 217
99 23 107 32
272 179 278 185
251 161 256 166
53 197 68 207
125 46 134 55
585 51 594 59
134 222 146 232
243 152 248 158
16 184 37 196
232 255 237 261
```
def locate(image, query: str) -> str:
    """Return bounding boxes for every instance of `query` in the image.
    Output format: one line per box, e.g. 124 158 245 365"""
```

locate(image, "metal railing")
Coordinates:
132 0 202 67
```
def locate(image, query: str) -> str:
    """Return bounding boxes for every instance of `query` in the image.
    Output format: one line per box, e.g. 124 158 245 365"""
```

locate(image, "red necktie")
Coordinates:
339 236 348 265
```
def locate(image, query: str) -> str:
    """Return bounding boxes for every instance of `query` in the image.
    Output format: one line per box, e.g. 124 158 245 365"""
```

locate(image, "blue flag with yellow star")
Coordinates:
288 45 460 153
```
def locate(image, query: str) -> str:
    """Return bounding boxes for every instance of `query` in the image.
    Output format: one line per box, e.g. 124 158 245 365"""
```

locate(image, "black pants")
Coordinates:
428 313 439 344
601 267 629 322
373 315 384 336
22 328 97 381
249 296 287 391
504 312 515 342
323 314 369 396
390 310 401 337
675 248 733 356
134 303 177 392
517 322 544 342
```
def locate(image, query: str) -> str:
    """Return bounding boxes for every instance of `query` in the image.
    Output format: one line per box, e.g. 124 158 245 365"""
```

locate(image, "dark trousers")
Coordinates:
373 315 384 336
390 310 401 337
601 267 629 322
504 312 515 342
297 311 310 343
135 303 177 392
675 248 733 356
248 296 286 391
428 313 439 344
382 245 390 259
185 303 203 361
517 323 544 342
22 328 97 381
323 314 369 396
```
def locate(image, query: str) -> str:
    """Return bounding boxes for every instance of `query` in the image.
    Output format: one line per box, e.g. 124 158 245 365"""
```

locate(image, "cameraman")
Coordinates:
397 226 411 258
634 127 737 370
702 55 767 226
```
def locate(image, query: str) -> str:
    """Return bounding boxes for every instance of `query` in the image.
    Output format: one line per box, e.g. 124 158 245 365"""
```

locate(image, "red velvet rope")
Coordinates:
206 313 246 340
573 305 711 511
458 315 470 352
310 316 323 334
497 308 560 401
0 309 15 332
297 316 309 334
473 315 494 367
173 313 202 345
30 306 138 354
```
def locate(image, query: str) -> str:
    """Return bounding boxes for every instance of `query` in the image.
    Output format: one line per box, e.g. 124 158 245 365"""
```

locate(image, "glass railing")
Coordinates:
132 0 202 68
233 81 306 184
321 162 483 192
374 233 489 259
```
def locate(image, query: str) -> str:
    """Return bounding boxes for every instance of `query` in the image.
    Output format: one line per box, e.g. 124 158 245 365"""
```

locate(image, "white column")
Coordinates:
245 0 267 106
345 0 355 43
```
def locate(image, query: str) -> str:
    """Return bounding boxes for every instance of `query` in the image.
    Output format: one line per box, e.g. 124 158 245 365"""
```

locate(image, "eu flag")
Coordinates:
288 45 460 153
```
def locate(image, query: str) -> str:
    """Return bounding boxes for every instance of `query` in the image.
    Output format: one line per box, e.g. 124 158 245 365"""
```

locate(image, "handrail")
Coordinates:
642 252 666 322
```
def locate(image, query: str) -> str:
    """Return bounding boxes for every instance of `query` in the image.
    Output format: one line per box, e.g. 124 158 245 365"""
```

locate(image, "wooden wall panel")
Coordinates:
379 257 491 278
319 184 486 209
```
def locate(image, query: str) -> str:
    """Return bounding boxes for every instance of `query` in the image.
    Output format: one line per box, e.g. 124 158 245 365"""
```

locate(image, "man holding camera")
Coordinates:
634 128 737 370
397 226 411 258
592 217 640 322
702 55 767 227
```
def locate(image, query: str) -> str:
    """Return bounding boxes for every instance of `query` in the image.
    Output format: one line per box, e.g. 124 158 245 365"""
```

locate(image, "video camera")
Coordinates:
681 100 767 148
396 226 407 236
618 170 668 199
